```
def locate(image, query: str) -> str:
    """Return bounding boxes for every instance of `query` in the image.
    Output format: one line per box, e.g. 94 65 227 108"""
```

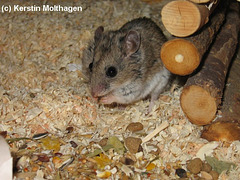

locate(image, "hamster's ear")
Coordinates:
125 30 140 56
94 26 104 43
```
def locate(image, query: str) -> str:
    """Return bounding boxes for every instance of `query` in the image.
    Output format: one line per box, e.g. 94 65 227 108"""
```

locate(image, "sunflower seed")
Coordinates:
32 132 49 140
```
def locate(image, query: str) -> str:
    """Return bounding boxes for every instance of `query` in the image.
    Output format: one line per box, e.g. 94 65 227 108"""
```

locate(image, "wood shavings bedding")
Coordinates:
0 0 239 179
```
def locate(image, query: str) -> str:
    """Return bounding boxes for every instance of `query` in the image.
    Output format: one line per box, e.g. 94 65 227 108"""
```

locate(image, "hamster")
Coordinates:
82 17 171 111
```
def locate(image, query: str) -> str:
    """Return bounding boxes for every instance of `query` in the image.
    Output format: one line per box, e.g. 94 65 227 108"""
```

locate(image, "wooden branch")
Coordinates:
160 0 227 75
180 0 240 125
161 0 219 37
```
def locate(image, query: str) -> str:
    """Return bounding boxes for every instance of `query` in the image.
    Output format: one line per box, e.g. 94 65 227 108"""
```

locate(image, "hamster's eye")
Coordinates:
89 62 93 72
106 66 117 78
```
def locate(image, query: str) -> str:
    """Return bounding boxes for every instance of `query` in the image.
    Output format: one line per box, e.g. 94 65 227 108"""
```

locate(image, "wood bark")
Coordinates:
160 0 227 75
161 0 219 37
180 0 240 126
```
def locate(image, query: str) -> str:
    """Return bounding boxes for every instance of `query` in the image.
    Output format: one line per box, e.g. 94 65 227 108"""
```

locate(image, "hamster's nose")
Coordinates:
91 84 105 98
91 90 98 98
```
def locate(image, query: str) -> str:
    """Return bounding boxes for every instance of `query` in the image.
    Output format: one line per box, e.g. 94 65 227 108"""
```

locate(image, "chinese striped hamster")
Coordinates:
82 17 171 110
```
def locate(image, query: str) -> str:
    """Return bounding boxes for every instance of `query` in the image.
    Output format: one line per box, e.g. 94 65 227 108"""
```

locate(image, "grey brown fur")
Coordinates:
82 17 171 110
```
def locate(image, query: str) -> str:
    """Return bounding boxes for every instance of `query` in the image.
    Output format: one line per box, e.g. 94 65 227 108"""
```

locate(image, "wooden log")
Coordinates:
161 0 219 37
180 0 240 125
201 1 240 141
201 59 240 141
201 122 240 141
160 0 227 75
189 0 214 3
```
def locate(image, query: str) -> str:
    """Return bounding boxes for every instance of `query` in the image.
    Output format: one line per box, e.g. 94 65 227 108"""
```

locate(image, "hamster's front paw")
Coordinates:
99 94 117 105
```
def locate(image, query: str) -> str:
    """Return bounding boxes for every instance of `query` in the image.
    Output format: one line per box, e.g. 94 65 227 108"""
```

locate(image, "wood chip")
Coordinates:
142 121 169 143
